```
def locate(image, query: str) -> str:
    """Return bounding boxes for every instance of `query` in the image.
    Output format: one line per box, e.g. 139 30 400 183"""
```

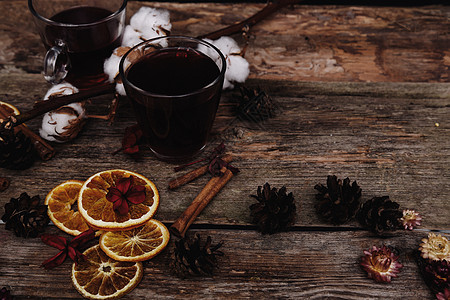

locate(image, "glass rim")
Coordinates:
119 36 227 99
28 0 127 28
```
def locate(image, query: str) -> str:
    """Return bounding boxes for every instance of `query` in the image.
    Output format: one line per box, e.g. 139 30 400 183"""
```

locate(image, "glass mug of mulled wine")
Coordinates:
28 0 127 89
119 36 226 162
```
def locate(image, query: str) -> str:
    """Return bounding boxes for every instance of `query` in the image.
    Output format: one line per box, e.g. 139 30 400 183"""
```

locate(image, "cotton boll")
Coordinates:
43 82 78 100
201 36 250 90
211 36 241 56
224 55 250 88
115 83 126 97
121 25 142 47
130 7 172 38
104 49 123 83
39 82 87 143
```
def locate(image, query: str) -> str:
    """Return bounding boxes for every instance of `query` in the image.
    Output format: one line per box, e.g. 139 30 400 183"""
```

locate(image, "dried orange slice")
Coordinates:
45 180 91 236
0 101 21 116
99 219 170 262
71 245 143 300
78 169 159 231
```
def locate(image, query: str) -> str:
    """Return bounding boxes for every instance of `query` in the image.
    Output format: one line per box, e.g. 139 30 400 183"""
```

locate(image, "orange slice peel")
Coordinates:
71 245 143 300
45 180 91 236
78 169 159 231
99 219 170 262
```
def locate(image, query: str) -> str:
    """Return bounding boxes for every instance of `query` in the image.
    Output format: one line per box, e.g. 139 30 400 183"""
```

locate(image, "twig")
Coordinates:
198 0 302 40
10 83 116 127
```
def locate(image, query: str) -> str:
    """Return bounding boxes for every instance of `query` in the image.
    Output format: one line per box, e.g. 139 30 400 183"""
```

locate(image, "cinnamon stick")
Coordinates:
170 167 235 238
168 154 233 190
0 105 55 161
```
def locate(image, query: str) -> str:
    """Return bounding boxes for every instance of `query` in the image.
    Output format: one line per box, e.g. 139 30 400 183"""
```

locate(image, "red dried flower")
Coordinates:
113 124 143 158
436 288 450 300
360 245 403 283
41 228 95 269
106 176 146 215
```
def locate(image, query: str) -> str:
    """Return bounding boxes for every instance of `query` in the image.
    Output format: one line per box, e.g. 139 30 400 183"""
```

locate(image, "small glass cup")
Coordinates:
28 0 127 89
119 36 226 162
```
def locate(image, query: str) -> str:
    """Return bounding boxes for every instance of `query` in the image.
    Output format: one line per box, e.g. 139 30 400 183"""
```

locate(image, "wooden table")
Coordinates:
1 1 449 299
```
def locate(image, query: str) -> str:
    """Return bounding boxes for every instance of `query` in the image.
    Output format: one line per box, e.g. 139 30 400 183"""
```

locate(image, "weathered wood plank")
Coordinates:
0 226 437 299
0 1 449 82
1 74 449 229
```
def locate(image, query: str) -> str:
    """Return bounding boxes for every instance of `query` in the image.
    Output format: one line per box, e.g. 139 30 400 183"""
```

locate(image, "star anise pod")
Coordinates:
249 183 296 234
314 175 361 225
106 176 146 215
170 233 224 278
1 192 49 238
41 228 96 269
356 196 402 235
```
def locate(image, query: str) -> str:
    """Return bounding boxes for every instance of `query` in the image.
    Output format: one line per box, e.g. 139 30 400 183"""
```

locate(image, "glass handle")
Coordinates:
44 40 70 84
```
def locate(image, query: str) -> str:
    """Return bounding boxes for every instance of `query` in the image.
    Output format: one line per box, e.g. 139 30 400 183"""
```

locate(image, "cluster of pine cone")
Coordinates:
315 175 404 235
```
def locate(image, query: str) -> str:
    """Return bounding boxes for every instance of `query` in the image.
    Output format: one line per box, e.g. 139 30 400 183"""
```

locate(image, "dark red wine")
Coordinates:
125 47 223 160
45 6 122 88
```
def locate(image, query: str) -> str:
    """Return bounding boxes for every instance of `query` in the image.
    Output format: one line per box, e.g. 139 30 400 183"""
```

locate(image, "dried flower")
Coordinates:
1 192 49 238
0 177 10 192
249 183 296 234
419 233 450 261
416 251 450 296
360 245 403 283
436 288 450 300
0 286 13 300
401 209 422 230
113 124 144 158
106 176 146 215
41 228 95 269
314 175 361 225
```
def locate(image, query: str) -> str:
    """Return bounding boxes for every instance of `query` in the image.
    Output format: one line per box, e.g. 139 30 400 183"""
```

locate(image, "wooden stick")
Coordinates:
168 154 233 190
0 105 55 161
170 167 235 238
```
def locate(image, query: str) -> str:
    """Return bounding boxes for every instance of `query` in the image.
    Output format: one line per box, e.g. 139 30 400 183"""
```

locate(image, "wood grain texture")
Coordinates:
0 2 449 299
0 73 449 230
0 226 436 299
0 1 449 82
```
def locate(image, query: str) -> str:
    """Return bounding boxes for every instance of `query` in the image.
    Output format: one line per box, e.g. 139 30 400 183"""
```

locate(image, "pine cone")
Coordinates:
236 86 277 123
314 175 361 225
356 196 402 235
0 122 36 170
2 192 49 238
416 251 450 295
249 183 296 234
170 234 224 279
